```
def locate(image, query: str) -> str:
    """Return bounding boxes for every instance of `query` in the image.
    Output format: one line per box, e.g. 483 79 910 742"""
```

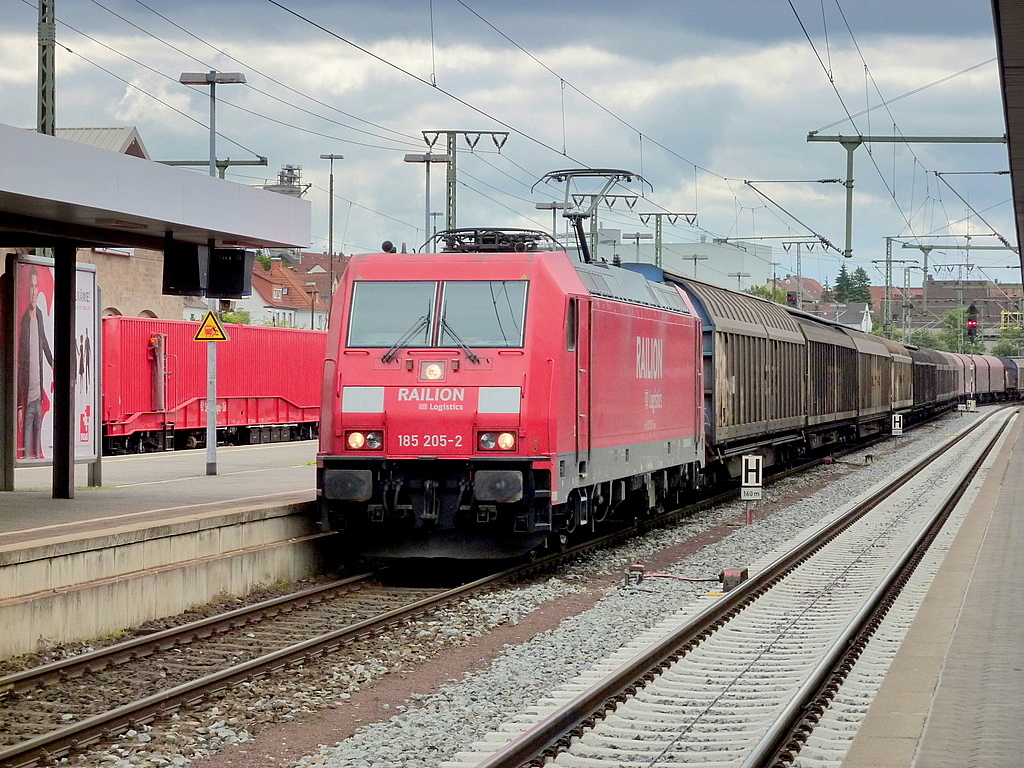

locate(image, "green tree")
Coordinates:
849 267 872 305
901 327 941 349
936 307 984 353
991 322 1023 357
834 264 852 302
220 309 251 325
820 279 834 303
746 284 787 304
255 251 273 271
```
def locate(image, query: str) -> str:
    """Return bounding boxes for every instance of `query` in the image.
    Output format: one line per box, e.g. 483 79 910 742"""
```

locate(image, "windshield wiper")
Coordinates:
381 314 429 362
439 316 481 363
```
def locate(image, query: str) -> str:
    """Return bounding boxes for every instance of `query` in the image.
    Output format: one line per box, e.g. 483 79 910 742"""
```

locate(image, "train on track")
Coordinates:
102 316 325 454
316 215 1021 560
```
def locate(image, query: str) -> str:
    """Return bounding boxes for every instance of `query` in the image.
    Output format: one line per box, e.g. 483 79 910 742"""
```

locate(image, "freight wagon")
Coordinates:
102 316 325 454
316 192 1020 559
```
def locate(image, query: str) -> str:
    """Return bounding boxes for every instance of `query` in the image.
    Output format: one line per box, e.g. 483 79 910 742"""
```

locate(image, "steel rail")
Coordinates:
471 408 1004 768
0 406 978 767
0 558 541 767
742 408 1014 768
0 571 379 697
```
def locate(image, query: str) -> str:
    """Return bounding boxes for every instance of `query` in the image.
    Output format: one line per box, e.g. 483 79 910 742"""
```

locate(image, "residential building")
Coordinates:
238 261 329 329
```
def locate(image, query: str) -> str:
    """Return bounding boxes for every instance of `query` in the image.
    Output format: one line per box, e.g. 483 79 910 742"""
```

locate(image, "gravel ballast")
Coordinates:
32 411 988 768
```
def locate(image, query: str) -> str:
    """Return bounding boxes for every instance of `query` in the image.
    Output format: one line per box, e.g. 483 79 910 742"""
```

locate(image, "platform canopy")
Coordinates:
993 0 1024 277
0 122 310 500
0 122 309 251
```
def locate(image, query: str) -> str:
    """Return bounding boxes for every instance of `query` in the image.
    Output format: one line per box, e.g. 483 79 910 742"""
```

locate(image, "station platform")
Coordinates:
0 441 318 545
0 441 325 658
843 412 1024 768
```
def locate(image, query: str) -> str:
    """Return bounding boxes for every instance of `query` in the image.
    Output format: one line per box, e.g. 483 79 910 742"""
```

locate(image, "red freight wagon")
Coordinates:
102 316 325 453
317 230 703 559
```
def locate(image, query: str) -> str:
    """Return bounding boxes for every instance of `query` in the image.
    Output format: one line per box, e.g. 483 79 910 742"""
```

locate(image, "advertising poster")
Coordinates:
14 261 55 463
13 257 98 466
75 268 99 461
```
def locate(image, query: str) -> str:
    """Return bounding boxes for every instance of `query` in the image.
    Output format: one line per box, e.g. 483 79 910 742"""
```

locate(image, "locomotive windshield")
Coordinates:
440 281 527 347
347 281 436 347
347 280 528 348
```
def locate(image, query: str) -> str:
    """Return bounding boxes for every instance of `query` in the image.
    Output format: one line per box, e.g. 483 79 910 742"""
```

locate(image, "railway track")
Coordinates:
0 514 690 768
0 410 965 768
0 568 514 767
444 407 1015 768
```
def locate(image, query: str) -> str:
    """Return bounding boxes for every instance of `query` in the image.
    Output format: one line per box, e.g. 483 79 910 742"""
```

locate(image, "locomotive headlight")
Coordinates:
478 431 517 451
347 431 383 450
419 361 446 381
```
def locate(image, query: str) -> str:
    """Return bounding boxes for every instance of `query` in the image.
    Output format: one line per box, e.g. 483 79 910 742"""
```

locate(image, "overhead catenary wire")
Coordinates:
80 0 426 151
26 0 419 157
125 0 424 147
12 0 1007 285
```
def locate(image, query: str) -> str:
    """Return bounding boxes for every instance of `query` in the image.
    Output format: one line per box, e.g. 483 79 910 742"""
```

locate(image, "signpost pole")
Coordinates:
740 454 763 526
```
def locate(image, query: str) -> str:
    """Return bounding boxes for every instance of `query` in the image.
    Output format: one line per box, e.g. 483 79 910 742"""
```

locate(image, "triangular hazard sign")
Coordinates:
194 310 230 342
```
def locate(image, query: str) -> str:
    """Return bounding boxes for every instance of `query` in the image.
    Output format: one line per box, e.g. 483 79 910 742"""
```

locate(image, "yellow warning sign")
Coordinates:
194 310 230 342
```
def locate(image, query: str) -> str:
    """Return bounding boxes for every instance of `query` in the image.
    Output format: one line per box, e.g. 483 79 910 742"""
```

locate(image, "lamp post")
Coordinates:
535 201 568 241
430 211 444 240
728 271 751 290
179 70 246 476
319 154 343 304
306 282 319 330
683 254 708 278
404 153 452 250
622 232 652 262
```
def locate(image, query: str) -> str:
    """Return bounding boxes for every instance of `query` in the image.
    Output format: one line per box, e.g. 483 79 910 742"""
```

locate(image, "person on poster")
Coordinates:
18 266 54 459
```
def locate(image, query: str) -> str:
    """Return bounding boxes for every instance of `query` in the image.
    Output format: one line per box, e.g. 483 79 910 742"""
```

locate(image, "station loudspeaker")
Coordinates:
162 236 209 296
207 249 255 298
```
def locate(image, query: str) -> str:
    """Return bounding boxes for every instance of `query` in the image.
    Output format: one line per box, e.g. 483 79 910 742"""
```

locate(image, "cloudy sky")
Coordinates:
0 0 1014 290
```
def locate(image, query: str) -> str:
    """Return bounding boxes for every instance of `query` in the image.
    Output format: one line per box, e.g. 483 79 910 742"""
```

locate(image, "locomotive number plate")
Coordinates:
397 434 464 448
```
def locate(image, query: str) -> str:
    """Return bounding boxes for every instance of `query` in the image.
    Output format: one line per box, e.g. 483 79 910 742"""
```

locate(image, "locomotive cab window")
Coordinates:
347 281 437 347
347 280 527 348
566 297 577 351
439 280 527 348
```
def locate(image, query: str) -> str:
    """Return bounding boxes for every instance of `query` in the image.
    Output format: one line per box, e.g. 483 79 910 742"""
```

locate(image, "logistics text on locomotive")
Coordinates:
636 337 663 379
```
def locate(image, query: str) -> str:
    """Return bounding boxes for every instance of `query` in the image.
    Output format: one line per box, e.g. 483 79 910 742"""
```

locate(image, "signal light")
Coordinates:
967 304 979 341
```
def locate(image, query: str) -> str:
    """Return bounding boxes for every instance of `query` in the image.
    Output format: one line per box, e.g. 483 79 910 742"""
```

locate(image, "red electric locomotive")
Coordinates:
317 229 704 558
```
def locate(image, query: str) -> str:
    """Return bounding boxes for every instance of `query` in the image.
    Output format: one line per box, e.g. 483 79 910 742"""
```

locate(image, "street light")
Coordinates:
622 232 653 262
728 271 751 290
683 254 708 278
404 153 452 250
178 72 246 178
179 70 246 476
319 153 344 304
306 282 319 330
535 201 568 240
